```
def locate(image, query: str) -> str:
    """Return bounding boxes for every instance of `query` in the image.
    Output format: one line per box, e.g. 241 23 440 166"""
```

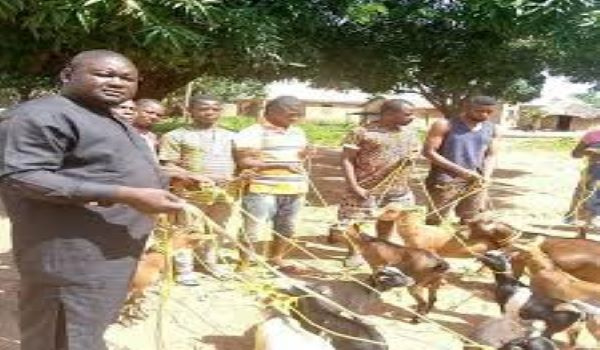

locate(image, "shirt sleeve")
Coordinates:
0 110 118 204
158 131 181 163
341 127 363 150
234 126 261 150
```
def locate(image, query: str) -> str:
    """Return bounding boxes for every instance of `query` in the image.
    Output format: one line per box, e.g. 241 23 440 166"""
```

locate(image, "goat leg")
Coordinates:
407 285 428 323
425 278 443 315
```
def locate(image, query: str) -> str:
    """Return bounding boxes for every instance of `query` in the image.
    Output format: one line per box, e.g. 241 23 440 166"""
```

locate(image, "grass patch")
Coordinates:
507 137 578 153
153 116 353 147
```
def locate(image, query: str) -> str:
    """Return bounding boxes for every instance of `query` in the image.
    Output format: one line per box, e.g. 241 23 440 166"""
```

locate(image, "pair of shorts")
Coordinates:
335 190 415 230
241 193 304 242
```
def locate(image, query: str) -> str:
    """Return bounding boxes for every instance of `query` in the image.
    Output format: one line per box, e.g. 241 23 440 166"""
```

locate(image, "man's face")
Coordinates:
189 100 222 126
62 56 138 107
267 104 305 128
110 100 137 124
135 102 166 128
382 106 415 126
467 104 496 122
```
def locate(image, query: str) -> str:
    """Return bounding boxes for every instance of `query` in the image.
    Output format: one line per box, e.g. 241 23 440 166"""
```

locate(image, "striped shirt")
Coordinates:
159 126 236 179
235 123 308 194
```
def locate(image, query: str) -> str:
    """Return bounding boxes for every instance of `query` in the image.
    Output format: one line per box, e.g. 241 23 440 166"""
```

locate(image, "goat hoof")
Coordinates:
410 316 421 324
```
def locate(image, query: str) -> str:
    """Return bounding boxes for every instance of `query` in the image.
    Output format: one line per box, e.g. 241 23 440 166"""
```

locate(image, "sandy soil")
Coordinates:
1 143 598 350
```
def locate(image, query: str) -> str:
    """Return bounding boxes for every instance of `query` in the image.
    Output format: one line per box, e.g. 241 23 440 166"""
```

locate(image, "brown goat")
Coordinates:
376 205 518 258
511 237 600 284
342 223 450 322
512 240 600 305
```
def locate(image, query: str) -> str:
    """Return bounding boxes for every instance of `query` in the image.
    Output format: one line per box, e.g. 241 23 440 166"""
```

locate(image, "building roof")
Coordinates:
538 97 600 119
266 79 435 108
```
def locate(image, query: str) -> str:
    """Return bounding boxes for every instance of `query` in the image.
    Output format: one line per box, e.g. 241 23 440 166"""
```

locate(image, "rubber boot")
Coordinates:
235 240 255 272
174 248 199 286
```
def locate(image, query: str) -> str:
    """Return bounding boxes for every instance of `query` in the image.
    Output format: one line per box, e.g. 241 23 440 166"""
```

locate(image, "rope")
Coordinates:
175 200 492 349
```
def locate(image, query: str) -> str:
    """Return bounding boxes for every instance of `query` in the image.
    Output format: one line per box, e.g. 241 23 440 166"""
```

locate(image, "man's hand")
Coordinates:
460 169 484 182
114 187 185 214
351 185 370 200
286 163 306 174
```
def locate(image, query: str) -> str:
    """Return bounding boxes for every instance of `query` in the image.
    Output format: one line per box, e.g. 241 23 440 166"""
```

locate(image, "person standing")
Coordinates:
159 94 237 281
423 95 499 225
234 96 311 274
569 129 600 235
132 98 166 155
333 99 420 267
0 50 184 350
109 99 137 124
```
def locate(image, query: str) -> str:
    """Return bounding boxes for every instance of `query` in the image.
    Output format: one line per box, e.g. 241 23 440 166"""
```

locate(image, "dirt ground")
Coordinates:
1 142 599 350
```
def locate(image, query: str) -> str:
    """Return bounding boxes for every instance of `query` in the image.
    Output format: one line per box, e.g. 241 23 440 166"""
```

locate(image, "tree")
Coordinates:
576 91 600 108
0 0 353 99
299 0 594 116
548 5 600 87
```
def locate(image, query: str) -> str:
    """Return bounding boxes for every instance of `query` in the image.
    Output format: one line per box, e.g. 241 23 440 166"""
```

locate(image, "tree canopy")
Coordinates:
0 0 598 113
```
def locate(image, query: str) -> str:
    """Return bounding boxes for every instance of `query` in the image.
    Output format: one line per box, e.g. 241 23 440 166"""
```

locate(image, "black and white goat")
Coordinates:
279 266 414 350
477 251 583 345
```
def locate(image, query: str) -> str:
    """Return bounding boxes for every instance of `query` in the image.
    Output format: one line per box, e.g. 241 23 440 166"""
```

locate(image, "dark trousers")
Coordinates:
19 280 129 350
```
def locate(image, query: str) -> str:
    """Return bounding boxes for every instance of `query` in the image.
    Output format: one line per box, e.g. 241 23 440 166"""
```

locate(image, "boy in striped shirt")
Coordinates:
159 94 236 282
234 96 312 274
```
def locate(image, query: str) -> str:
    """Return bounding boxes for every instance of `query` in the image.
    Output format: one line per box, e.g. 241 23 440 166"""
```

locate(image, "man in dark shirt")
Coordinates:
0 50 184 350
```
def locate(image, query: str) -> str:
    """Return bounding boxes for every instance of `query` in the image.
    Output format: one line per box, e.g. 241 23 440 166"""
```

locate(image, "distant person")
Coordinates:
159 94 237 282
0 50 183 350
110 99 137 124
234 96 312 274
133 98 166 154
423 96 500 225
332 99 420 267
569 129 600 235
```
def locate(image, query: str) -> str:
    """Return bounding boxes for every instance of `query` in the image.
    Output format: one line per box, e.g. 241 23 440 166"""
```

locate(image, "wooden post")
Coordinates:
183 81 194 123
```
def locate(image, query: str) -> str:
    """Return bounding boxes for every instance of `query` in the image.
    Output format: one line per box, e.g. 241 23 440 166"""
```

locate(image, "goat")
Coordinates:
511 237 600 284
466 317 545 350
339 223 449 322
497 336 558 350
376 205 518 258
254 308 335 350
477 251 583 345
274 266 415 350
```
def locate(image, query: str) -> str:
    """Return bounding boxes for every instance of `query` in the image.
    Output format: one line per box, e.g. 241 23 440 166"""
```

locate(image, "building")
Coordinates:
518 98 600 131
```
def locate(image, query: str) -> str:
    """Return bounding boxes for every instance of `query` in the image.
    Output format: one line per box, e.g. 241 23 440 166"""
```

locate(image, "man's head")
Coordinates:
188 94 222 127
134 99 166 129
60 50 138 109
110 99 137 124
464 96 497 122
264 96 305 128
379 99 415 126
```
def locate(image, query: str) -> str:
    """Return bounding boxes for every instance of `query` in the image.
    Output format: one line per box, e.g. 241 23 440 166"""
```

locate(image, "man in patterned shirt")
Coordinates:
332 99 420 267
159 94 236 281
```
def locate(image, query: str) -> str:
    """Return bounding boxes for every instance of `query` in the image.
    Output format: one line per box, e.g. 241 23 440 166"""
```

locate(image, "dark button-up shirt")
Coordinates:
0 95 164 286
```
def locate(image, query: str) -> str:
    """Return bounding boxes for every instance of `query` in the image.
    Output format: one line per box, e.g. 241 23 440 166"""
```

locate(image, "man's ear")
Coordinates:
59 66 73 85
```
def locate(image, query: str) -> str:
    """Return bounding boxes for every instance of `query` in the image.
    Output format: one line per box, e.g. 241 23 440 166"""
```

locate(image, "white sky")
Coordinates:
267 75 595 107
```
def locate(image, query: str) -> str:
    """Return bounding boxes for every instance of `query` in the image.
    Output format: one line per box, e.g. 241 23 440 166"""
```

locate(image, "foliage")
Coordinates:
0 0 352 98
302 1 594 115
153 115 353 147
518 107 546 130
509 137 577 153
576 91 600 108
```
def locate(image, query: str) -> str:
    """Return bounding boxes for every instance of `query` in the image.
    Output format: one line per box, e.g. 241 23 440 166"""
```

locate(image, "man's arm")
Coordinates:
341 147 368 199
482 126 500 180
234 148 303 173
422 119 481 180
0 112 183 213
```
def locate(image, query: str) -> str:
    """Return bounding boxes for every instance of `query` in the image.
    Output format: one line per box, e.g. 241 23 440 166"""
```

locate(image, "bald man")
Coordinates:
0 50 184 350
